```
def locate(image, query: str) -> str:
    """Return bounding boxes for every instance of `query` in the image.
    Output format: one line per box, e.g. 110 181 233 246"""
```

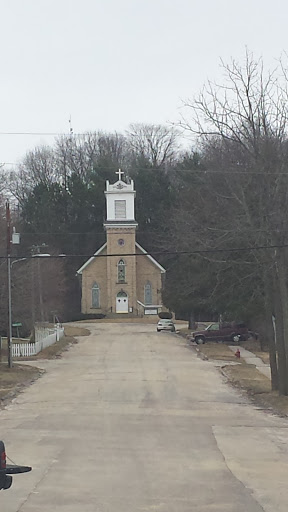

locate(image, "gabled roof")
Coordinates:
135 242 166 273
76 241 166 274
76 243 107 275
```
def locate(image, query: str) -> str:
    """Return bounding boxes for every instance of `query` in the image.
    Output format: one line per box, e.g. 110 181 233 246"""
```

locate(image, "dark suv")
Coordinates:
190 322 249 344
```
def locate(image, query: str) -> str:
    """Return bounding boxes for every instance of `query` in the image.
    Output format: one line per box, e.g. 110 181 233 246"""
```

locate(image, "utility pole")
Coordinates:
31 244 48 322
6 201 12 368
31 257 35 327
37 252 44 322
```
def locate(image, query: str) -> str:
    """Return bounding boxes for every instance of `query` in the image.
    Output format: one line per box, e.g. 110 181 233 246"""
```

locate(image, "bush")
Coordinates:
158 312 172 319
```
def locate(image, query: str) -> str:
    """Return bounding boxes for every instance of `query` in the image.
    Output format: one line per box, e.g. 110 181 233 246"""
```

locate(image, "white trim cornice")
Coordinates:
137 300 163 308
76 243 107 274
76 241 166 274
135 242 166 273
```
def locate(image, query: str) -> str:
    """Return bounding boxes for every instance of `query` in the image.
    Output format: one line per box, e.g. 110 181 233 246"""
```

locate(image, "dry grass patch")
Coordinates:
202 349 288 417
34 326 90 359
63 325 90 337
256 392 288 416
223 363 288 416
0 363 41 403
197 342 240 361
196 340 288 417
223 364 271 394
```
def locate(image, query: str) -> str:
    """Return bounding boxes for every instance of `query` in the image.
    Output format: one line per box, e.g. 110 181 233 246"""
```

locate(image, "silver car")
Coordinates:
157 319 175 332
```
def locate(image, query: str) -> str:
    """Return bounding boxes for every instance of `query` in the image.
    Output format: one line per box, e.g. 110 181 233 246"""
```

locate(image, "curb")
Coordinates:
195 347 208 360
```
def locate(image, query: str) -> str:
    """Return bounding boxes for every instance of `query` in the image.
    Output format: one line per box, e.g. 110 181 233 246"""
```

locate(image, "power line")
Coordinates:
0 132 76 136
20 230 161 236
2 161 288 176
2 243 288 260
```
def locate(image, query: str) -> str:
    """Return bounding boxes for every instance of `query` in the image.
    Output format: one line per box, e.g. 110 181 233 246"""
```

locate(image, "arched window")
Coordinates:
117 259 126 283
92 282 100 308
144 281 152 304
117 290 127 297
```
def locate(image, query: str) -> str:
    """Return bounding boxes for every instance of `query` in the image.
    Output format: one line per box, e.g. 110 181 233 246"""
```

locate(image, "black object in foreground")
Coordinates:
0 441 32 491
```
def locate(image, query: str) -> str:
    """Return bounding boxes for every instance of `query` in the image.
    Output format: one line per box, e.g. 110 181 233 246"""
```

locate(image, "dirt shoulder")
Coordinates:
0 325 90 407
196 341 288 417
0 363 43 406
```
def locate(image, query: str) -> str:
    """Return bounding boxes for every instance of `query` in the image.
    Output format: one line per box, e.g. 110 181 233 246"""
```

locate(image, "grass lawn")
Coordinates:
196 342 242 362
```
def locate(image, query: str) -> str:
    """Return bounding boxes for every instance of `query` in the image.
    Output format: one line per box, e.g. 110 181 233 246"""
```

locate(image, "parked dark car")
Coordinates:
190 322 249 344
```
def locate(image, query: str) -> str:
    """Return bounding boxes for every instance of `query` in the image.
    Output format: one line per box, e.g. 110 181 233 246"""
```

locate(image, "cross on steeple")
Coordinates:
116 168 124 181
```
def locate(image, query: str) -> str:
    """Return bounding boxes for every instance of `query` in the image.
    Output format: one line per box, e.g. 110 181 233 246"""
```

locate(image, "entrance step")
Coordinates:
106 313 138 319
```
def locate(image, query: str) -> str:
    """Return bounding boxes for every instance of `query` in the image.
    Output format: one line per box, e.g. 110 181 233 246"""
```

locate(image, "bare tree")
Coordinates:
177 51 288 394
127 123 180 168
8 146 60 204
56 131 129 180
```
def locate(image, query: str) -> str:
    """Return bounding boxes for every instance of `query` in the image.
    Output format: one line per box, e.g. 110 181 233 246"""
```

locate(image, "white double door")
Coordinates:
116 295 128 313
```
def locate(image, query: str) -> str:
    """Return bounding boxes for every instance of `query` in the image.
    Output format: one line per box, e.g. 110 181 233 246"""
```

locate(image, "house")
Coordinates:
76 170 166 317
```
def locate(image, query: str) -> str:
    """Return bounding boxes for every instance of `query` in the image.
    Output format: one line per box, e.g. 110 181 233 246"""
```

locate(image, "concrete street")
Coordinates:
1 322 288 511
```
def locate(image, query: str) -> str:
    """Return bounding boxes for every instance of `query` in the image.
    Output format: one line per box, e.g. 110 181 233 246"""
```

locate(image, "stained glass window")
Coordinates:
92 282 100 308
144 281 152 304
117 259 126 283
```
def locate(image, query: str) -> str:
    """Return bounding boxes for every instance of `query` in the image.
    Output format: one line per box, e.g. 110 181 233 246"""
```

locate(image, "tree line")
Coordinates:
2 51 288 394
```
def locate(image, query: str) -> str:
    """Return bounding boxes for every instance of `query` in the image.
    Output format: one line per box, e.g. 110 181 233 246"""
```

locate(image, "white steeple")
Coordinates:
104 170 138 228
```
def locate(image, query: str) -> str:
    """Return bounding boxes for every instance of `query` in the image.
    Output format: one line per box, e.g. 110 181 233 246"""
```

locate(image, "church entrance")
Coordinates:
116 291 128 313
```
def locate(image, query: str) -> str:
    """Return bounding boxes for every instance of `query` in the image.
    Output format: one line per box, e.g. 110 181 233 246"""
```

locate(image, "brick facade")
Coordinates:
106 227 137 314
135 245 163 306
81 246 108 314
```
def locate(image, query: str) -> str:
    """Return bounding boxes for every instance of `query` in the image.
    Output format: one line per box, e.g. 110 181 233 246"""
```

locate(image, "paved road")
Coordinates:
1 323 288 511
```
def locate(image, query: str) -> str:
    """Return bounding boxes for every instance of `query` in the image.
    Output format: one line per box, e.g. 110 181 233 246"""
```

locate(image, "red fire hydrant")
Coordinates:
235 348 241 358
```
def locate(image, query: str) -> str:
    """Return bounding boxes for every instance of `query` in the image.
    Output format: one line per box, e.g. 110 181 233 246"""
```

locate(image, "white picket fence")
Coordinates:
12 325 64 358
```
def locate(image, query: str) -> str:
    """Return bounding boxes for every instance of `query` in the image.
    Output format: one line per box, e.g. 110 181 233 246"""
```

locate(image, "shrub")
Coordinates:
68 313 106 321
158 312 172 319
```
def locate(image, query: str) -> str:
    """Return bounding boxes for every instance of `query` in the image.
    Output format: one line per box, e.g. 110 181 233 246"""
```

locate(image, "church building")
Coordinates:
77 170 166 317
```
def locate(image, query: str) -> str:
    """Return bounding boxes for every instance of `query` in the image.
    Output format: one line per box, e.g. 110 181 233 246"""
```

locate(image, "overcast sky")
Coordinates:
0 0 287 166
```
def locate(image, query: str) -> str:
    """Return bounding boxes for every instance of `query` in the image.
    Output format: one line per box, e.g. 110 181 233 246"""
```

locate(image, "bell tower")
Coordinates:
104 170 138 314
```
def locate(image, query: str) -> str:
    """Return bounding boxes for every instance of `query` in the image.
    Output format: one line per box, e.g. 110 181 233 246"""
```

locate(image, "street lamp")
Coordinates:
6 201 21 368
